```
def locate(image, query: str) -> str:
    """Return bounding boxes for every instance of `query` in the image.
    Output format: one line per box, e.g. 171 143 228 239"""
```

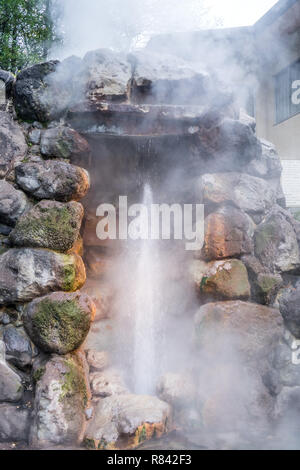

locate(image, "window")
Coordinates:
275 59 300 124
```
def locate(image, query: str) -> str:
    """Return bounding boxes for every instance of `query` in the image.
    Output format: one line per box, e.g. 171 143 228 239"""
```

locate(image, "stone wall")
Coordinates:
0 49 299 449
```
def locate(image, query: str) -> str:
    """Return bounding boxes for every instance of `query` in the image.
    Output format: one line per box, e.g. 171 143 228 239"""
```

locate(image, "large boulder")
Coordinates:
13 61 72 122
0 111 28 178
85 394 171 450
0 248 86 304
0 340 23 402
246 138 282 180
192 258 250 301
194 301 283 374
40 127 90 160
30 353 88 447
130 51 212 105
23 291 95 355
10 200 84 252
196 119 262 172
254 207 300 274
0 404 30 442
199 172 276 216
0 180 29 227
200 206 254 261
241 255 283 305
15 160 90 202
82 49 132 104
156 373 196 408
3 326 34 370
277 280 300 338
0 70 14 98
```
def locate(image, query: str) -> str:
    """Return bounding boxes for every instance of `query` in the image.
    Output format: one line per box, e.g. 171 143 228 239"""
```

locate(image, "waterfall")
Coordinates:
132 183 161 395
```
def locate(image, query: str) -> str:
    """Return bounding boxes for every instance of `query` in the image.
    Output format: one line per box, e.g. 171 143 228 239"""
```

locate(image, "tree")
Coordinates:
0 0 62 73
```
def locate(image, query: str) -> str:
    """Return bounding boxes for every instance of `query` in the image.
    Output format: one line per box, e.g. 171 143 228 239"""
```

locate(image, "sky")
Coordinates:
211 0 279 27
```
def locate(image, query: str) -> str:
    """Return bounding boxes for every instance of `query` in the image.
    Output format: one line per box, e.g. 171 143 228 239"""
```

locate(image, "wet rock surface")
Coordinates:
90 368 129 398
85 394 171 450
31 353 88 447
3 326 34 370
0 341 23 402
0 180 29 227
0 404 30 442
201 206 254 261
277 281 300 338
0 112 28 178
0 248 86 304
40 127 90 160
15 160 90 202
10 200 84 252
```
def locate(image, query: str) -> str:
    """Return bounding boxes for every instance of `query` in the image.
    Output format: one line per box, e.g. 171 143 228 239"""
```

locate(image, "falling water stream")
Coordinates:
132 183 162 395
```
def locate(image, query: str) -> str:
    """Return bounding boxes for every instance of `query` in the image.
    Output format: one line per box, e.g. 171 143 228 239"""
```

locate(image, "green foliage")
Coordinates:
0 0 62 73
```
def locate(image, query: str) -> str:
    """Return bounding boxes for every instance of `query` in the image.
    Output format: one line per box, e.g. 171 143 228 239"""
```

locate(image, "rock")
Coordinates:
157 373 196 408
277 281 300 337
86 350 109 371
0 111 28 178
13 61 72 122
0 70 14 98
242 255 283 305
15 160 90 202
0 180 29 227
81 280 114 321
199 172 276 216
40 127 90 160
23 291 95 355
192 258 251 301
196 118 262 171
30 353 88 447
272 340 300 388
90 368 129 398
200 206 254 261
239 109 256 131
85 394 171 450
0 404 30 442
0 340 23 402
3 326 33 370
28 128 41 145
246 139 282 180
274 386 300 421
254 207 300 274
0 248 86 304
130 51 211 105
10 200 84 252
84 248 113 279
82 49 132 103
194 301 283 375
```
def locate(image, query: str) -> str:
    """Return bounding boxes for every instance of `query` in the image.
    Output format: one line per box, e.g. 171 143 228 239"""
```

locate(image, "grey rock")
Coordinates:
246 138 282 180
86 350 109 371
254 207 300 274
0 69 14 98
157 372 196 408
199 172 276 216
28 128 41 145
0 111 27 178
40 126 90 160
275 386 300 421
85 394 171 449
13 61 72 122
15 160 90 202
82 49 132 103
277 281 300 337
31 353 88 447
0 180 29 227
90 368 129 398
24 291 95 355
0 404 30 442
0 248 86 304
3 326 33 370
10 200 84 252
272 340 300 387
0 340 23 402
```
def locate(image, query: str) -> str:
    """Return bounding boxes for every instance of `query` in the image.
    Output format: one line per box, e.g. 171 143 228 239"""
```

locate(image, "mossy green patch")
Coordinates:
255 222 277 256
31 297 90 353
33 367 45 383
60 357 87 408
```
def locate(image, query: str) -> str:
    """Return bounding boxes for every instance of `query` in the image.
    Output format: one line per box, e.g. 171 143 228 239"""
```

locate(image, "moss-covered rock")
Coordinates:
30 352 89 447
23 291 95 354
10 200 84 252
40 127 90 160
192 259 251 301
